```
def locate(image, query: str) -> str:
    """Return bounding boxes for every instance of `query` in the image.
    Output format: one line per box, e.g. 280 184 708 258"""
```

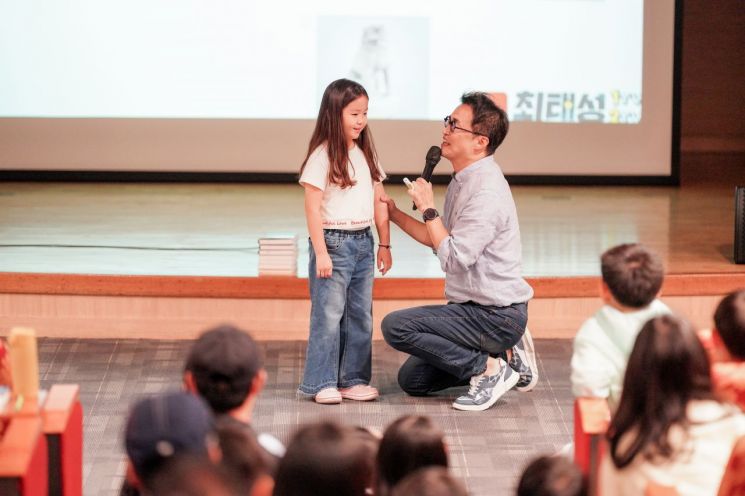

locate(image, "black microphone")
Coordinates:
413 145 442 210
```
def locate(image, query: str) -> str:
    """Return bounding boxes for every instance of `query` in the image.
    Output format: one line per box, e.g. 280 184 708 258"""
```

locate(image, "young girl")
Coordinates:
298 78 391 404
600 315 745 496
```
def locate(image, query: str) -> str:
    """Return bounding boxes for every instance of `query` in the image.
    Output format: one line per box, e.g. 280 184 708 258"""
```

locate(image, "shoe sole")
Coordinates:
452 370 520 412
340 393 378 401
515 328 539 392
315 396 342 404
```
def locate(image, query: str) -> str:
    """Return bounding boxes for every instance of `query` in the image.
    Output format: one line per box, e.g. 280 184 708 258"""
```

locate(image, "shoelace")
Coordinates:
467 374 484 396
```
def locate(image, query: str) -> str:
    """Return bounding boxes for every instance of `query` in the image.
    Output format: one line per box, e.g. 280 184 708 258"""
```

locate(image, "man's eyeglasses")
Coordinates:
443 115 487 137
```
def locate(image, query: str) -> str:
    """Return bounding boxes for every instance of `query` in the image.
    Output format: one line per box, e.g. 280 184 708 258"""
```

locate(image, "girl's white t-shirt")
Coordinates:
299 144 386 230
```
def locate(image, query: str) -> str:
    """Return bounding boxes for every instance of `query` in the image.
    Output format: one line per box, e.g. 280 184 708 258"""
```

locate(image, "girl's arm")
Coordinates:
303 184 333 278
380 194 433 248
374 183 392 275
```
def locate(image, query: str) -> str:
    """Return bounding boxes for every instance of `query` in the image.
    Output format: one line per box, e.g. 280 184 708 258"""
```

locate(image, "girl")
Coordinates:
298 79 391 404
600 315 745 496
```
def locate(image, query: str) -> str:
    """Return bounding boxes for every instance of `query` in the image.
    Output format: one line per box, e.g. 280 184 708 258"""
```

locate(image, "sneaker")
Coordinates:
452 358 518 411
339 384 379 401
314 387 342 404
509 327 539 392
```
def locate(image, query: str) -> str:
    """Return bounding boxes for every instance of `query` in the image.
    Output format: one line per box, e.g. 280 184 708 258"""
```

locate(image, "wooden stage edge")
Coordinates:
1 271 744 299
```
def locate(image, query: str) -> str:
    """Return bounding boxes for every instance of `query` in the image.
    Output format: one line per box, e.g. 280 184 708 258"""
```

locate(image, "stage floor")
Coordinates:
39 337 573 496
0 180 740 278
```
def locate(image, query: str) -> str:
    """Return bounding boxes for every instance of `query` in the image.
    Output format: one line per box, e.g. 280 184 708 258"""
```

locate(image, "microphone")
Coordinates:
413 145 442 210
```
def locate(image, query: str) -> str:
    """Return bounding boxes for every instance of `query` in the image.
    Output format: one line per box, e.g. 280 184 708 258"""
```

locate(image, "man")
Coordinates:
381 92 536 411
183 325 284 460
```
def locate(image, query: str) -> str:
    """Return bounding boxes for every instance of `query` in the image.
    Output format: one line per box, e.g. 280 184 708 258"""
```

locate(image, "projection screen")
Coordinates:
0 0 678 179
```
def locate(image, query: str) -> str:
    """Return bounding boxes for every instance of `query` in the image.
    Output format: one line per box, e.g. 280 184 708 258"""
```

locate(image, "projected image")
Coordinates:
317 17 429 119
0 0 643 124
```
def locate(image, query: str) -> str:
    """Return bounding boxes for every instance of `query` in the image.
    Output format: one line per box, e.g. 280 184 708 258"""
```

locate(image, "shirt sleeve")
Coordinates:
435 190 505 274
299 147 329 191
570 322 614 399
376 161 387 183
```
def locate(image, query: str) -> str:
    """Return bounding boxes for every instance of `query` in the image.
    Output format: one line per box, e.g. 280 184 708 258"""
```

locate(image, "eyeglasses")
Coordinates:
443 115 487 137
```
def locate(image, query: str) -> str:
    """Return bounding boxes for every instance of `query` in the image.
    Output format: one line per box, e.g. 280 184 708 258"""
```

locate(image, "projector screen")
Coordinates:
0 0 677 178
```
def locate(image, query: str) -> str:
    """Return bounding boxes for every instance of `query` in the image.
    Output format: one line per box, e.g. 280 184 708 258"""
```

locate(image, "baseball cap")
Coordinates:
125 391 215 483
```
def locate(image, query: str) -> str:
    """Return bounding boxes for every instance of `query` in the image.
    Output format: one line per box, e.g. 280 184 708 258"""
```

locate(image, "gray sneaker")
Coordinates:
509 327 539 392
452 358 519 411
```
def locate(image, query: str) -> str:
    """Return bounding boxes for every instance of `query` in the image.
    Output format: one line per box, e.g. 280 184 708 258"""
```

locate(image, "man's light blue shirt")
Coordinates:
435 155 534 307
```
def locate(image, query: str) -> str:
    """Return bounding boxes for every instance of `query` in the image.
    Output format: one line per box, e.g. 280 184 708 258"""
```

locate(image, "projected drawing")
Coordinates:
350 25 390 97
317 16 429 119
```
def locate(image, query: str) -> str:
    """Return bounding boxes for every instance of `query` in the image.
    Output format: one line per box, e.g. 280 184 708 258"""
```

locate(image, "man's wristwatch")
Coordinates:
422 208 440 222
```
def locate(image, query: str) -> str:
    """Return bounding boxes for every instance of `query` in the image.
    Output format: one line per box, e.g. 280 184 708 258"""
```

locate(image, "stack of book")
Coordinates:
258 233 298 276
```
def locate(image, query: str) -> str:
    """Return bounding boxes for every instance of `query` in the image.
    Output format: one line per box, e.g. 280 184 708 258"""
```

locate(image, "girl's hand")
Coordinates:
316 252 333 278
377 246 392 275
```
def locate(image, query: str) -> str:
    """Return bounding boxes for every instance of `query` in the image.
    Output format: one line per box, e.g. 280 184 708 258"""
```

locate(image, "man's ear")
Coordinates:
600 281 613 304
250 369 267 397
183 371 197 393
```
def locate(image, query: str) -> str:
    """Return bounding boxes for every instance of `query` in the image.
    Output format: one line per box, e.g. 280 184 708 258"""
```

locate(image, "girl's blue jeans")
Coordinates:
299 227 374 395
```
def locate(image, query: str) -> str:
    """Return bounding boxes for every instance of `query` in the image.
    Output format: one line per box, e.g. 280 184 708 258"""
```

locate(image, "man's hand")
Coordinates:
377 246 392 275
407 178 436 212
379 193 399 219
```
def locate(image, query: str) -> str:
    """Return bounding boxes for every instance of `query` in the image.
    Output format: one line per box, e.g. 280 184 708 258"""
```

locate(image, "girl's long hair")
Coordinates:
607 315 717 469
300 79 381 188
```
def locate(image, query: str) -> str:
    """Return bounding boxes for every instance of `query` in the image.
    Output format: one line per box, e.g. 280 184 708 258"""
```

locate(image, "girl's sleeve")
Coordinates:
375 161 387 183
299 147 329 190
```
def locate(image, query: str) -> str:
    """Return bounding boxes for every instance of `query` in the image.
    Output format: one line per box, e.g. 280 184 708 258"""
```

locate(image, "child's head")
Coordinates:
714 289 745 360
609 314 714 468
516 455 586 496
390 467 467 496
376 415 448 496
273 421 376 496
600 243 664 308
302 78 382 188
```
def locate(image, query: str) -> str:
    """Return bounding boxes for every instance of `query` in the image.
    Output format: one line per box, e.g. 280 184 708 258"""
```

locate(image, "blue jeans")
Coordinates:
381 301 527 396
299 228 375 395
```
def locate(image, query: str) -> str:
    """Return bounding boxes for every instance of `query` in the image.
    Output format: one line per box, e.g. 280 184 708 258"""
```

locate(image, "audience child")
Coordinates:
183 325 284 460
390 467 467 496
516 455 586 496
273 421 376 496
215 418 275 496
700 289 745 409
147 456 237 496
600 315 745 496
571 243 670 408
122 392 220 495
376 415 448 496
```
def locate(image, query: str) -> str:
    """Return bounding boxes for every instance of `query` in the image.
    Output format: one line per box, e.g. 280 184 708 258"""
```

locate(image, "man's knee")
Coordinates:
397 366 429 397
381 309 408 346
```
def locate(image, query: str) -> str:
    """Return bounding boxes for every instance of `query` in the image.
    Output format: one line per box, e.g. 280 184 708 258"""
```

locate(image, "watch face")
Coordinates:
423 208 439 221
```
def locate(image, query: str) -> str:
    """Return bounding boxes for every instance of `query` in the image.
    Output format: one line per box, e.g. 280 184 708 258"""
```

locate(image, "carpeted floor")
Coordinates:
37 338 574 496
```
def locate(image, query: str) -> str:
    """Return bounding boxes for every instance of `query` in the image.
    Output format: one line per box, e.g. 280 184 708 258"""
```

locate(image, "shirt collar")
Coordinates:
452 155 494 183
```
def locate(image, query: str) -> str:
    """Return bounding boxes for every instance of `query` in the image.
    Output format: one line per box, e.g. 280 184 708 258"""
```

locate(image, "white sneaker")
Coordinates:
314 387 342 404
452 358 519 411
339 384 379 401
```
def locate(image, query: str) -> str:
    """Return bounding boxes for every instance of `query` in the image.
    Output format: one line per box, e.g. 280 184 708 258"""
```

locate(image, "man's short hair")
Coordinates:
600 243 664 308
714 289 745 360
461 92 509 155
185 325 264 414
